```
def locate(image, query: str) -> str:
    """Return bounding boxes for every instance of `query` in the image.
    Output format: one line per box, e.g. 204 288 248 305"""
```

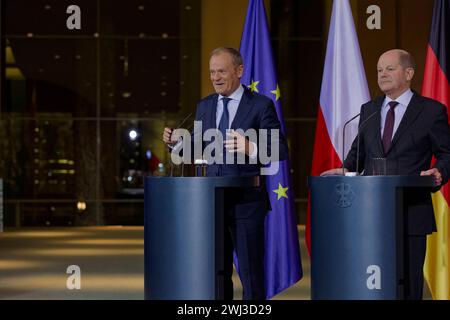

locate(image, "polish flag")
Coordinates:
306 0 370 252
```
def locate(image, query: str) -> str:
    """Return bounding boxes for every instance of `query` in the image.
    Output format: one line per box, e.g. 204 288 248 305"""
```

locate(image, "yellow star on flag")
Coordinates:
273 183 288 200
270 84 281 101
248 80 260 92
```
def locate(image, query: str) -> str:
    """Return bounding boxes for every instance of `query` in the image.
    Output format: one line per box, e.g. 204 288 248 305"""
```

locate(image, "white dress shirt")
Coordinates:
217 85 257 159
380 89 414 139
216 84 244 128
171 84 258 159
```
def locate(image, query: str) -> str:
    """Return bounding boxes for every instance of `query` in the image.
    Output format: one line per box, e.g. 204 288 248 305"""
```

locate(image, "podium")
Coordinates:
308 175 434 299
144 176 258 300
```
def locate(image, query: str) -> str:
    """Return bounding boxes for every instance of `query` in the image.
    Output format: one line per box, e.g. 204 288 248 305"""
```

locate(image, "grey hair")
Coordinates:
210 47 243 67
399 51 416 70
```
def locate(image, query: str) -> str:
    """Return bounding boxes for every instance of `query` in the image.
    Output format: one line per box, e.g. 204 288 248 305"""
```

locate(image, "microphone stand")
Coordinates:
167 110 207 177
167 112 194 177
169 146 175 177
356 131 362 176
342 107 379 175
356 110 379 175
342 113 360 175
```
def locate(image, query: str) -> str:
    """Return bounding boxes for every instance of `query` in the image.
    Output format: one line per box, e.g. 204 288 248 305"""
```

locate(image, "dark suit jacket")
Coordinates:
195 86 288 173
344 92 450 235
194 86 289 208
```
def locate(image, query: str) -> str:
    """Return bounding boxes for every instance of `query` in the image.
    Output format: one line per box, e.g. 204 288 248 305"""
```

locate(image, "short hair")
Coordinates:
399 51 416 70
210 47 243 67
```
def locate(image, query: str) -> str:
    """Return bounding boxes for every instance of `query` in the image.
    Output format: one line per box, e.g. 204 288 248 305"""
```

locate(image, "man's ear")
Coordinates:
237 65 244 78
406 68 415 82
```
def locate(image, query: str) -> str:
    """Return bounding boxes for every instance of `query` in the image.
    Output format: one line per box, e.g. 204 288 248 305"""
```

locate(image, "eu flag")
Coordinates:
239 0 303 299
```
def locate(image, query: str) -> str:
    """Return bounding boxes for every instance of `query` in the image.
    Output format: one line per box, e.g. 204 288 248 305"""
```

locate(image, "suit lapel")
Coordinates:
231 88 253 130
387 93 424 154
205 94 218 131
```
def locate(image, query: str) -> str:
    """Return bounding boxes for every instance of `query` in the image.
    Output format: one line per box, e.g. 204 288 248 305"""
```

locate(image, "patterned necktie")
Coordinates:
382 101 399 153
218 97 231 139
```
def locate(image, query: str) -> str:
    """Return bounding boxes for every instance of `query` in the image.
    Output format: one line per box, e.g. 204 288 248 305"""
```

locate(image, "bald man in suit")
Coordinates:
322 49 450 299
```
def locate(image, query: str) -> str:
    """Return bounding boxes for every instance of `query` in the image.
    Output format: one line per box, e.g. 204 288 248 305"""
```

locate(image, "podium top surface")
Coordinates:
308 175 435 188
145 176 260 188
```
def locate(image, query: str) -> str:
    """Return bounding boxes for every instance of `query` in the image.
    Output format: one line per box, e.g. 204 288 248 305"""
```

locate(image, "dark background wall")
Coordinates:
0 0 435 226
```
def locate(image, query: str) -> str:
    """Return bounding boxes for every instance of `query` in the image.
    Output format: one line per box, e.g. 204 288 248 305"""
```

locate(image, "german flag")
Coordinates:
422 0 450 300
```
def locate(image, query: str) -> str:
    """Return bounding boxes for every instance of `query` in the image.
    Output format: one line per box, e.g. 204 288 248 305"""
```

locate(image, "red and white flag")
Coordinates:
306 0 370 252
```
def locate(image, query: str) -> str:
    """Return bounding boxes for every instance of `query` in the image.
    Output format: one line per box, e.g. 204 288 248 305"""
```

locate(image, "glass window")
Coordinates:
1 0 201 226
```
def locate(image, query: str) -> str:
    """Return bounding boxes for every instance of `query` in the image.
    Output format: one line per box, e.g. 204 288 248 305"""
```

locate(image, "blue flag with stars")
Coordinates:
239 0 303 299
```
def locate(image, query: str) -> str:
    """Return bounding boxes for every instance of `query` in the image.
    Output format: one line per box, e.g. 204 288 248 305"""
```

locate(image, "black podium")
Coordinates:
144 176 258 300
308 175 434 300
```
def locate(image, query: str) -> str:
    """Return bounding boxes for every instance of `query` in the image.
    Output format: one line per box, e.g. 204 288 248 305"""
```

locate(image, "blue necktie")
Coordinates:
218 97 231 139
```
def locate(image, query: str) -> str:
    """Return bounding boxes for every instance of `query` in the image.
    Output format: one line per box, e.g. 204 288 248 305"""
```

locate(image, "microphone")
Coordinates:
168 110 207 145
185 110 207 132
166 111 195 151
175 112 194 130
342 108 379 175
167 110 207 177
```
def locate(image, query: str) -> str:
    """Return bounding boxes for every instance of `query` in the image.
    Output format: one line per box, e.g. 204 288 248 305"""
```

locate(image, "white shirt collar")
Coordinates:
218 84 244 102
384 89 414 108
